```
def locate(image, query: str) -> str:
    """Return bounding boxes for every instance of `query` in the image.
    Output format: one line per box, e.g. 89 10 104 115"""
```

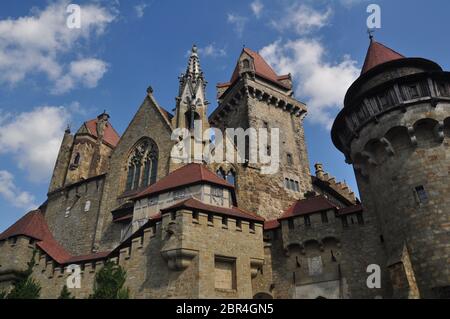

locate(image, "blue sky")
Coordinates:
1 0 449 232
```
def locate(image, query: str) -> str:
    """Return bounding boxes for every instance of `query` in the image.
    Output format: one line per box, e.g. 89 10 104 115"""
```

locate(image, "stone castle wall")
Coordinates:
43 176 105 256
351 102 450 298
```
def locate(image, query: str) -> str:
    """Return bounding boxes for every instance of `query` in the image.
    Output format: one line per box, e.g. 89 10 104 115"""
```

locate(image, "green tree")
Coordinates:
0 290 7 299
7 249 41 299
58 285 74 299
90 261 129 299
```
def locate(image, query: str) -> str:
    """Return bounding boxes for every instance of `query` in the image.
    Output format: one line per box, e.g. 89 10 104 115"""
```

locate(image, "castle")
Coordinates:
0 39 448 299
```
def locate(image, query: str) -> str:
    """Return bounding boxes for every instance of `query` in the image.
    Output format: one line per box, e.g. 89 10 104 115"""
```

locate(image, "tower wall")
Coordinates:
332 62 450 298
48 130 74 193
211 77 311 220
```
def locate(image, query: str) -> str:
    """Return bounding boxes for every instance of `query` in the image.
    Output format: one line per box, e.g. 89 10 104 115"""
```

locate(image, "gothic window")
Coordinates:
217 168 237 187
226 170 236 187
185 110 200 130
73 153 80 165
125 138 159 192
217 168 226 180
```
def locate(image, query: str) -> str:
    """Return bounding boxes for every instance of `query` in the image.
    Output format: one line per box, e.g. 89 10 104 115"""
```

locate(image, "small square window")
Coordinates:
208 214 214 224
236 219 242 230
249 222 255 232
170 211 176 220
192 211 199 221
415 186 428 204
222 216 228 226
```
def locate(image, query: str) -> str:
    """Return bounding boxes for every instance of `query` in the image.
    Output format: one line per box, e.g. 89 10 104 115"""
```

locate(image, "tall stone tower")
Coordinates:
210 48 312 220
171 45 210 165
331 38 450 298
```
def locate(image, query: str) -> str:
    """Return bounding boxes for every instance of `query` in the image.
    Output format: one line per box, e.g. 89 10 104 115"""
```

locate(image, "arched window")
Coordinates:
216 168 226 180
73 153 80 165
217 168 237 187
226 170 236 187
125 139 158 192
242 59 250 69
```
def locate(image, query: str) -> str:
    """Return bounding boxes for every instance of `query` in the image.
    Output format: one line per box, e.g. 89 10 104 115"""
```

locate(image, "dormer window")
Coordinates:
242 59 251 69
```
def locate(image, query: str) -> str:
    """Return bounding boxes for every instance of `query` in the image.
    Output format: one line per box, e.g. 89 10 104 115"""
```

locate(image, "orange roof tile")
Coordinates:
279 196 337 220
218 48 290 90
133 163 234 199
84 118 120 147
361 40 405 74
0 210 110 265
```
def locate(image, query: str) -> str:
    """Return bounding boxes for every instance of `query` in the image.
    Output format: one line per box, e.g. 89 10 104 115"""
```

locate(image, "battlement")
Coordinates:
313 163 357 204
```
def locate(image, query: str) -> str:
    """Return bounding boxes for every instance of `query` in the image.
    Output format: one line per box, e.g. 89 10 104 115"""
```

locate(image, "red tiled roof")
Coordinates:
133 163 234 199
85 119 120 147
161 197 265 222
338 204 363 216
264 220 280 230
361 40 405 75
218 48 290 90
279 196 337 220
0 210 110 265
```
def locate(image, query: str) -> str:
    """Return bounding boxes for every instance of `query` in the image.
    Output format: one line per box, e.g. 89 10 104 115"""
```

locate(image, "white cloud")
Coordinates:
197 44 227 58
0 104 81 182
250 0 264 18
227 13 248 37
0 170 37 210
271 4 332 35
134 3 149 18
53 58 109 94
0 0 115 93
260 39 360 129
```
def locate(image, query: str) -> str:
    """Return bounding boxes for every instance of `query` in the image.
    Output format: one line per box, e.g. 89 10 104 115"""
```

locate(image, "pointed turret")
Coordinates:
173 44 209 131
361 38 405 74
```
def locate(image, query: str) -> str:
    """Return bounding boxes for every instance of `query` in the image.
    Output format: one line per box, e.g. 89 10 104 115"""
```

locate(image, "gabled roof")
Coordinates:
217 47 290 90
0 210 109 265
84 118 120 147
361 40 405 75
279 196 337 220
161 197 264 222
133 163 234 199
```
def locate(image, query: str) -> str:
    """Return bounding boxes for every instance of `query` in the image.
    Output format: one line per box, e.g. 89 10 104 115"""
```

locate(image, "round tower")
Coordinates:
331 38 450 298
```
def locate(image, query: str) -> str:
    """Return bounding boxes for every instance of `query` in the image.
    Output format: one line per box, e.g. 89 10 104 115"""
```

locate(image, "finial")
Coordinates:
65 124 71 134
192 44 198 54
147 86 154 95
367 28 375 42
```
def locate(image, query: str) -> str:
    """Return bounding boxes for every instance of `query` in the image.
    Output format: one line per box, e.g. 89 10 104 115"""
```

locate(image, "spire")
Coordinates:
185 44 203 80
361 40 405 75
173 44 209 131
